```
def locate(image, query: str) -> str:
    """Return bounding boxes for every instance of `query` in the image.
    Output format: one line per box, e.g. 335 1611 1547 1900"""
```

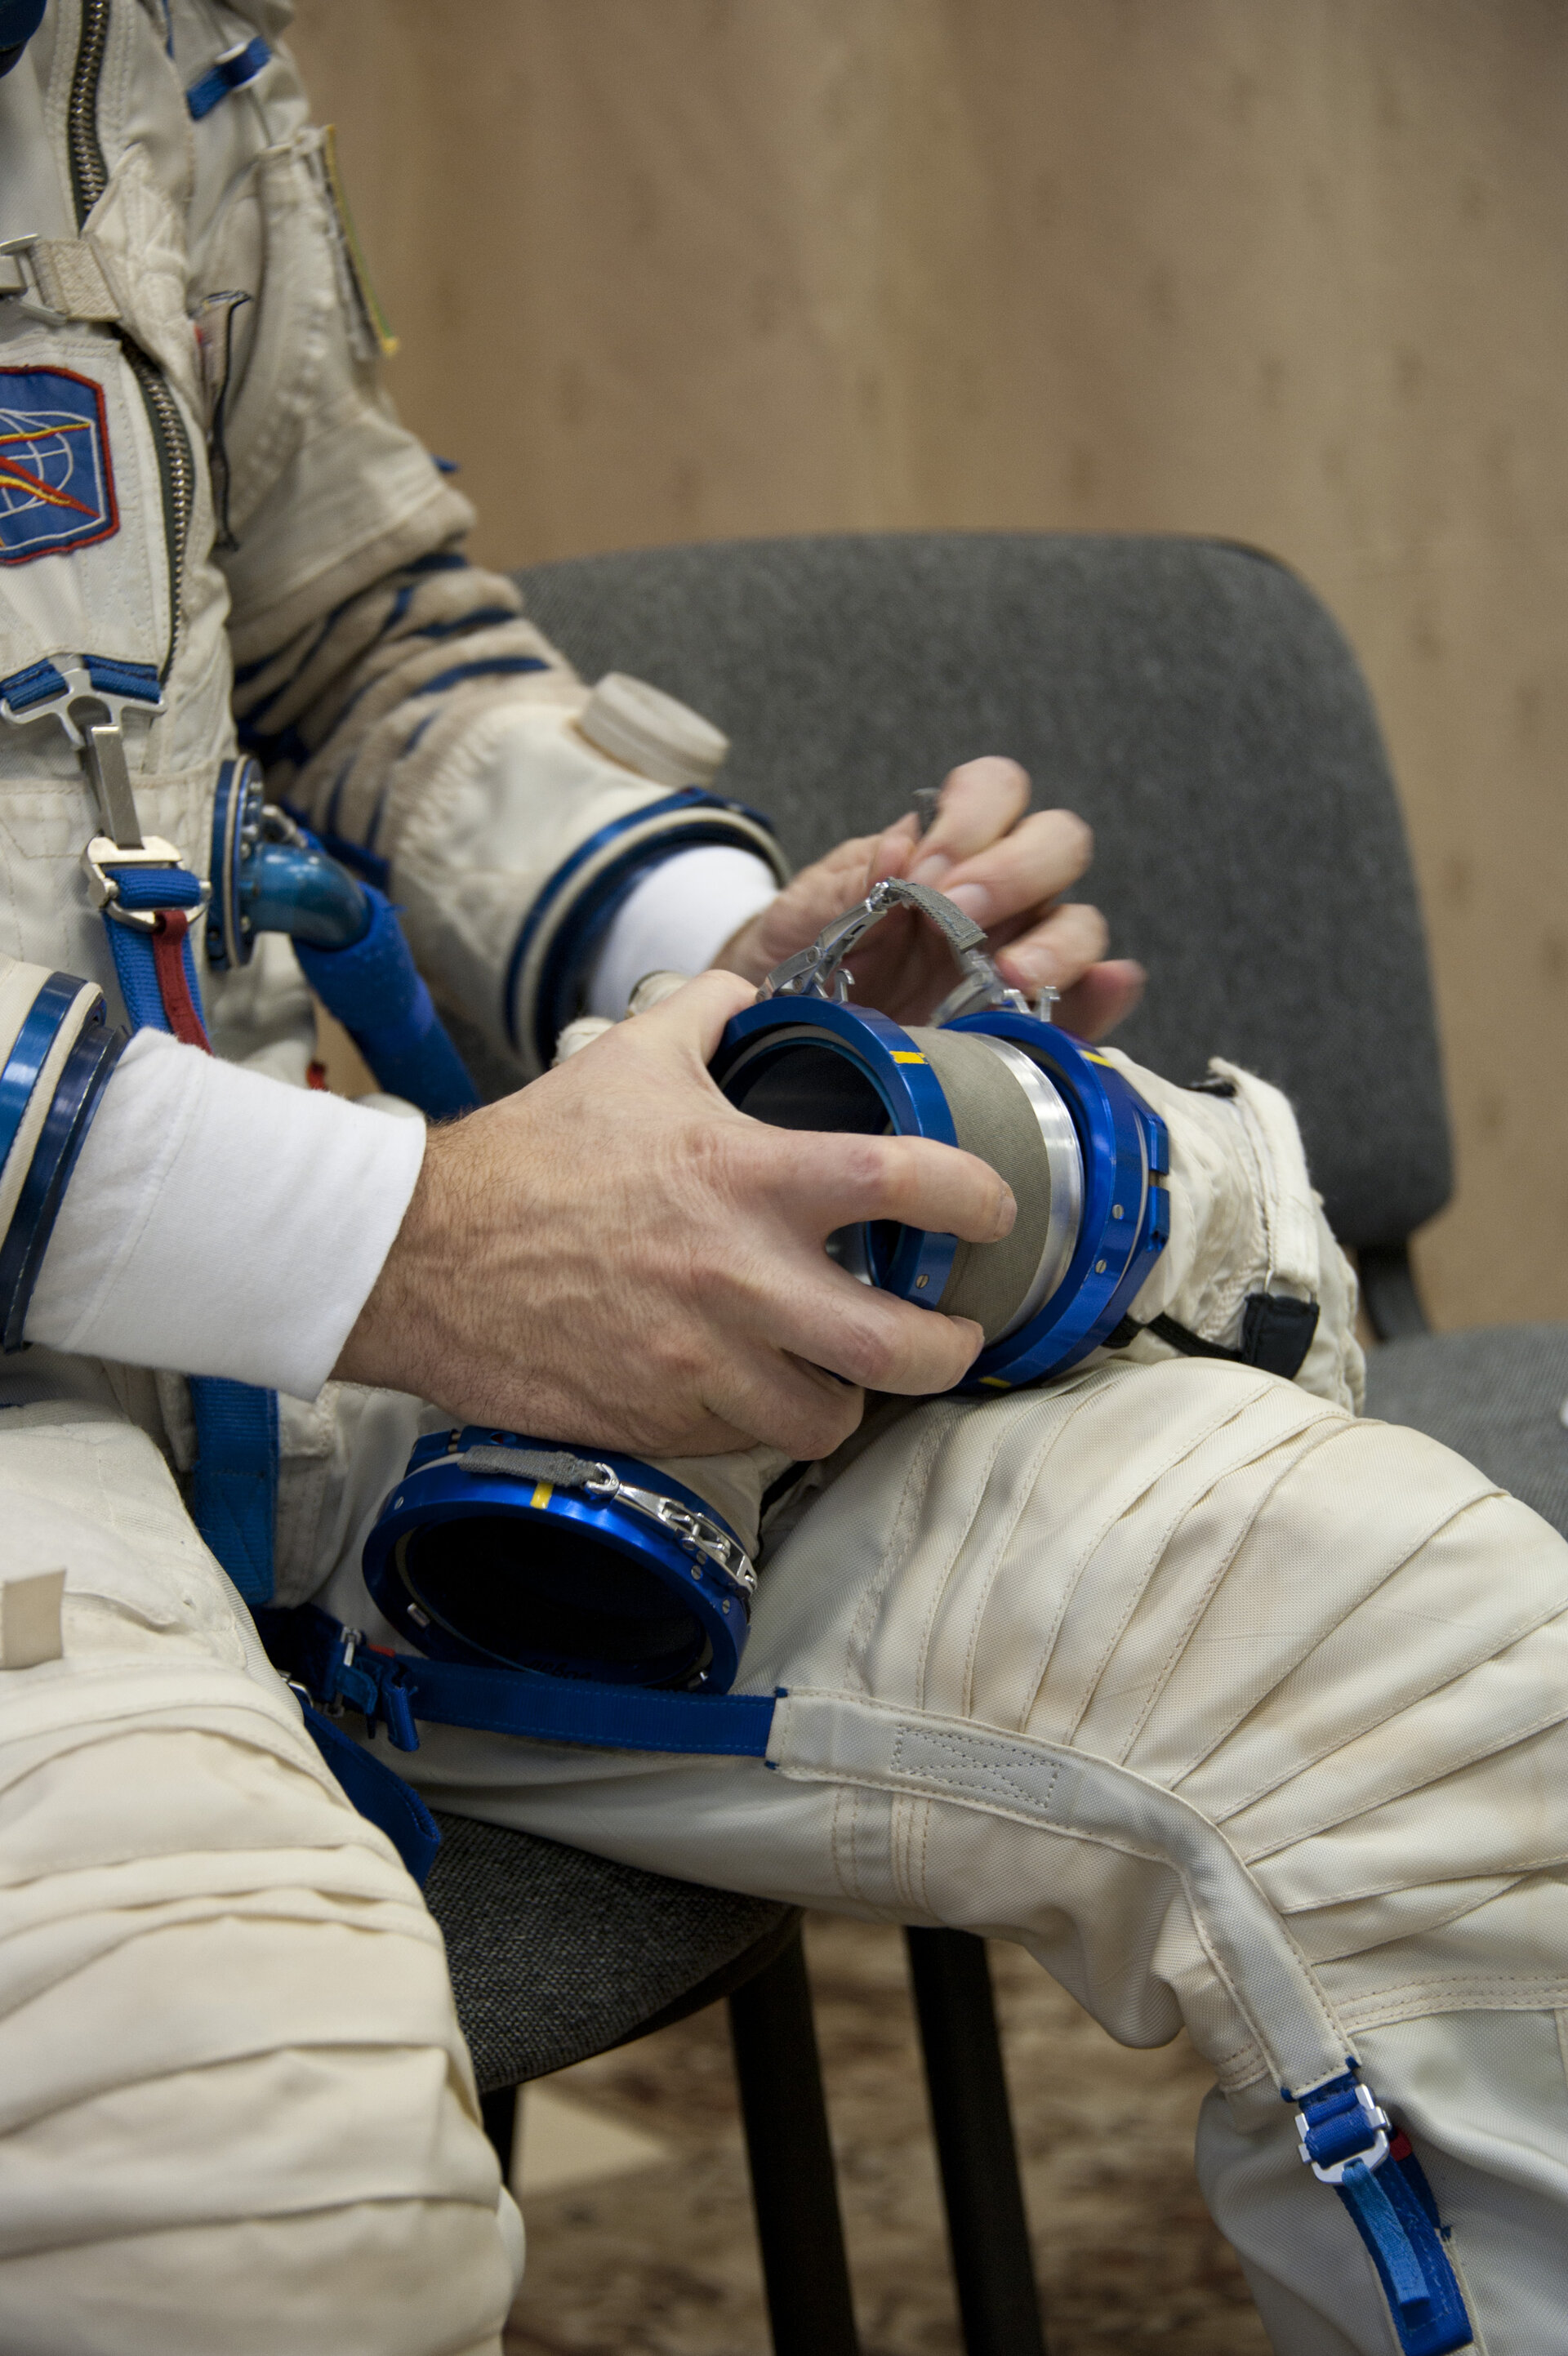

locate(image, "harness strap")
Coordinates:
96 852 280 1610
1291 2073 1472 2354
263 1602 778 1761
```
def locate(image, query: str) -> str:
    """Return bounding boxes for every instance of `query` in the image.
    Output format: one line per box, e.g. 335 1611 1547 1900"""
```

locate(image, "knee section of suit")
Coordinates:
363 880 1358 1703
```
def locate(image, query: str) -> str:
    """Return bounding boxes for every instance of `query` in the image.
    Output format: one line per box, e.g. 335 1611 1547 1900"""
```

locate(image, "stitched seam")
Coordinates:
1113 1418 1344 1764
1223 1622 1568 1853
1174 1485 1557 1810
1059 1391 1319 1751
1018 1371 1277 1735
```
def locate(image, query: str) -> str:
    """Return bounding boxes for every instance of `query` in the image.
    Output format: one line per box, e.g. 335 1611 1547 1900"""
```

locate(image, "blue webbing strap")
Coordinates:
264 1602 779 1761
97 858 280 1610
185 33 270 120
104 866 206 1031
93 843 440 1879
292 886 479 1123
297 1700 441 1888
1293 2073 1472 2354
185 1378 278 1611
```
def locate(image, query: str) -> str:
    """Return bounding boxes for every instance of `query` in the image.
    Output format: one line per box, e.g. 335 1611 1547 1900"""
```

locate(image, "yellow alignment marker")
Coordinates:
1081 1052 1111 1065
890 1051 926 1063
979 1376 1012 1389
530 1481 554 1509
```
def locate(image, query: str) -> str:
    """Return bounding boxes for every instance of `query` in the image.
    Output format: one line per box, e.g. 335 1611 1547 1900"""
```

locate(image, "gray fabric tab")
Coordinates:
26 238 121 322
457 1445 608 1490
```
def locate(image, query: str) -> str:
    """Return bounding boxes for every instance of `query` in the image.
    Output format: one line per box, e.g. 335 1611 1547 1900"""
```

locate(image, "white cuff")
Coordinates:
586 845 778 1018
27 1031 425 1398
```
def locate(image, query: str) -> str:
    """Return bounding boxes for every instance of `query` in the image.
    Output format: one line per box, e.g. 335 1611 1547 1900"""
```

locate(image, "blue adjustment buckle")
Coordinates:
1289 2071 1472 2356
1296 2076 1392 2181
324 1626 421 1753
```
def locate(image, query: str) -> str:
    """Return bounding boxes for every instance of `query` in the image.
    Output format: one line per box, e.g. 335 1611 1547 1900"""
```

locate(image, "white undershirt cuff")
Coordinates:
27 1031 425 1399
586 845 778 1018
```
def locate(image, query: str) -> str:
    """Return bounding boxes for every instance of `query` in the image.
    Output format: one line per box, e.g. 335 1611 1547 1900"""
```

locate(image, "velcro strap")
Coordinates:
1121 1294 1321 1381
457 1445 610 1490
3 236 122 321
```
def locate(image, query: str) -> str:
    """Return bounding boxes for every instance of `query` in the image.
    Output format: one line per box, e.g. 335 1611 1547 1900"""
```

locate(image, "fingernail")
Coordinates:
910 853 951 887
992 1185 1017 1240
1006 945 1058 988
947 881 991 924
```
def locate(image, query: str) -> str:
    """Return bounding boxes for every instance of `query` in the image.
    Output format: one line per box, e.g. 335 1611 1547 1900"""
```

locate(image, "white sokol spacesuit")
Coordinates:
0 7 1564 2354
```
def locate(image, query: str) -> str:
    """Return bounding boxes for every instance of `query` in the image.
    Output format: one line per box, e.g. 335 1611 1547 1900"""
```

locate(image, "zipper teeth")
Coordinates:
66 0 193 679
67 0 111 223
124 342 195 677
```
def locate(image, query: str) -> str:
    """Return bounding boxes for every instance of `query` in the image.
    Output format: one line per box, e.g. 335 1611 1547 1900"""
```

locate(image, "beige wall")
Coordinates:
290 0 1568 1328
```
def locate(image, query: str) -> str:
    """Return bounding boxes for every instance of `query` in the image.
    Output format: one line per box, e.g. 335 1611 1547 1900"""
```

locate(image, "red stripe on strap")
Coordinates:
150 911 212 1051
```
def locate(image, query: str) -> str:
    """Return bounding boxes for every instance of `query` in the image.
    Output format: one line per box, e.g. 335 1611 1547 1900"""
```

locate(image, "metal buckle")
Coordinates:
1295 2082 1392 2185
82 834 210 930
759 875 1043 1027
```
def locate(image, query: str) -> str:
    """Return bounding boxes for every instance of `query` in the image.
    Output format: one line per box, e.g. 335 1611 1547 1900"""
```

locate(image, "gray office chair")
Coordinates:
426 530 1565 2356
510 530 1568 1530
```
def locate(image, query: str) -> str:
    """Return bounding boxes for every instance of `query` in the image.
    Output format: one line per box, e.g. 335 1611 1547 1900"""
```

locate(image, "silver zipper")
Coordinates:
67 0 194 681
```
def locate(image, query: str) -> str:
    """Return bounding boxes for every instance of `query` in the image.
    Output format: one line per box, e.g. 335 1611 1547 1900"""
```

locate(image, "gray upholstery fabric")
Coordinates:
425 1810 791 2091
1365 1325 1568 1538
515 532 1451 1249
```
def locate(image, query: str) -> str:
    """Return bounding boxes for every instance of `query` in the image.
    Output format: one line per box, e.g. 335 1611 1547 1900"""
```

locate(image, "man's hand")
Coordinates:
336 971 1014 1459
718 757 1144 1038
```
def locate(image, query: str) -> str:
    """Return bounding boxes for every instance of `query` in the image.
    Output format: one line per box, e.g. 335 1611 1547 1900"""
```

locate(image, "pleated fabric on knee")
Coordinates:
0 1407 518 2356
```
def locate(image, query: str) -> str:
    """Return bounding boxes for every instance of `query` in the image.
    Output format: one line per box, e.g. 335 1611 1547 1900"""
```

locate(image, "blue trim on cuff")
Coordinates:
504 790 782 1064
0 1011 127 1352
0 973 87 1176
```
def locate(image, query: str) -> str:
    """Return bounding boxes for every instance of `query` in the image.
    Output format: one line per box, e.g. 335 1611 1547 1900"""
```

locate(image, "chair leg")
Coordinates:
728 1920 860 2356
479 2084 519 2185
906 1926 1048 2356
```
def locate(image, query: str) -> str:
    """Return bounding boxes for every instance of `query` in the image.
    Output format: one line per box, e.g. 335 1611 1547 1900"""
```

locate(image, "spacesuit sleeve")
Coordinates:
201 65 785 1080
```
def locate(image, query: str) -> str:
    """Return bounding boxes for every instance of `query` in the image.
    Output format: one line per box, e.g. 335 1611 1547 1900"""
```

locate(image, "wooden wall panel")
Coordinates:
289 0 1568 1329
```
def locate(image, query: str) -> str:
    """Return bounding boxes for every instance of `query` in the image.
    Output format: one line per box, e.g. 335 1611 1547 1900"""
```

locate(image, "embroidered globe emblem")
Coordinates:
0 367 118 564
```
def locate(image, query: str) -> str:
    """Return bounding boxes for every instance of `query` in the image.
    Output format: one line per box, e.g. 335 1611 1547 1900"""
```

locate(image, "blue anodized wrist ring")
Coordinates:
363 1429 755 1692
708 876 1169 1390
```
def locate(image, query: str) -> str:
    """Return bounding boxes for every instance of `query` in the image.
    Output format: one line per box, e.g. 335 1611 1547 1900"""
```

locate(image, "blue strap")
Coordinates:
1334 2151 1472 2355
297 1701 441 1886
1293 2075 1472 2355
185 34 270 119
99 863 279 1610
0 657 69 715
265 1603 777 1760
186 1377 278 1610
85 656 162 705
293 886 479 1122
102 864 205 1032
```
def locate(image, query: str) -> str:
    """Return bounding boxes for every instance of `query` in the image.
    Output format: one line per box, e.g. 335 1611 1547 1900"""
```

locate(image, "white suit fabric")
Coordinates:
0 8 1561 2356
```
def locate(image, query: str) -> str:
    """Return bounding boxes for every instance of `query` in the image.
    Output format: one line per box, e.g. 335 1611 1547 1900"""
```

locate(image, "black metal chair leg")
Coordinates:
728 1921 860 2355
906 1926 1048 2356
480 2084 518 2182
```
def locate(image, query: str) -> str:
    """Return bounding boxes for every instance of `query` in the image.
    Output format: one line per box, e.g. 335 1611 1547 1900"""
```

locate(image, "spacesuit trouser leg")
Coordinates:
0 1402 522 2356
381 1358 1568 2356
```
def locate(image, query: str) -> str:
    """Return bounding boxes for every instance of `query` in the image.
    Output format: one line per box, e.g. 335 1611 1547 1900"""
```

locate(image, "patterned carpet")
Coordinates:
505 1913 1269 2355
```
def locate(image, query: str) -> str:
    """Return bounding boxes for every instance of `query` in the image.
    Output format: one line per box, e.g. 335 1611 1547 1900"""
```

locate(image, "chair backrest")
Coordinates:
516 532 1450 1249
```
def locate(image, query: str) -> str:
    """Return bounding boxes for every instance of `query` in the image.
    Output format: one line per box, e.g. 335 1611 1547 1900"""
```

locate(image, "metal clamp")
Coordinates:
82 835 210 930
757 875 1057 1026
1295 2081 1392 2185
453 1442 758 1597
